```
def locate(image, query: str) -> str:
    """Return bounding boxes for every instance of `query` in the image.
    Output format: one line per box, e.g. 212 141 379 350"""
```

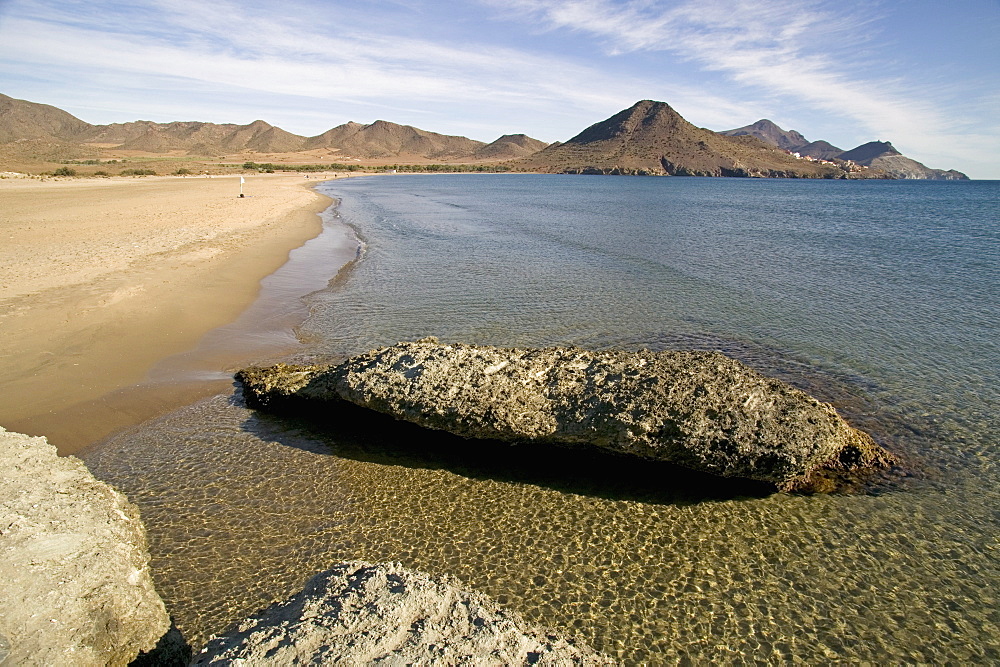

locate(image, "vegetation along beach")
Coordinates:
1 0 998 664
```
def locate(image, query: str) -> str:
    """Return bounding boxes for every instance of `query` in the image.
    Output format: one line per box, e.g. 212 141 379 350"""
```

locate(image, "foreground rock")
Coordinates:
193 561 610 665
237 340 895 491
0 427 170 666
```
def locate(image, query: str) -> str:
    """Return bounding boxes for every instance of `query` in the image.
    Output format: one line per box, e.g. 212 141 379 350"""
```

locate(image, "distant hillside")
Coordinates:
836 140 899 164
0 93 93 144
0 92 970 177
793 140 843 161
474 134 548 160
518 100 861 178
720 119 807 152
79 119 306 154
0 93 547 163
0 94 310 155
722 121 968 179
303 120 485 160
720 119 843 160
837 141 968 180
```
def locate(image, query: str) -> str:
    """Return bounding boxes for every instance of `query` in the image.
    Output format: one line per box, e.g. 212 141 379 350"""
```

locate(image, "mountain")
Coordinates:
0 93 971 177
793 140 843 161
720 119 843 160
474 134 549 160
722 121 968 179
837 141 968 180
518 100 860 178
836 140 899 164
720 119 808 152
0 94 309 155
0 93 94 144
0 93 523 163
78 119 307 154
303 120 485 160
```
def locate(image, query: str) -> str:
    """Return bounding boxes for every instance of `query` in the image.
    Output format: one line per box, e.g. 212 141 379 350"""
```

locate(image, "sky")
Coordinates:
0 0 997 178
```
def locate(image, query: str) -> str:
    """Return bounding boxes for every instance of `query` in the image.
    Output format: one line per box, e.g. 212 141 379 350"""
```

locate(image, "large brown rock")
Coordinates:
0 427 170 666
238 340 894 491
193 561 610 665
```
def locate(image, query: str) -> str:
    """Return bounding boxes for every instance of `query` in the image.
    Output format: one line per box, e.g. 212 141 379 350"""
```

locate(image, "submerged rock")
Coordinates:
193 561 610 665
0 427 170 666
237 339 895 491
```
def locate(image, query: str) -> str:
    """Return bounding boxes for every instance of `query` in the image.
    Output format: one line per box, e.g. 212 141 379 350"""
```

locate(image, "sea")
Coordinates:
85 175 999 663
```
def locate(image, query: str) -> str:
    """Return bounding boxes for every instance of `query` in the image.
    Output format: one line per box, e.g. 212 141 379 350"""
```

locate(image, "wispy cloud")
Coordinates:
495 1 917 123
1 0 996 175
0 0 749 139
490 0 999 170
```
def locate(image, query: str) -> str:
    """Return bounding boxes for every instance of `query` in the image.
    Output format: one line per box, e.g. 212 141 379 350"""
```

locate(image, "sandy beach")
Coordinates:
0 173 349 453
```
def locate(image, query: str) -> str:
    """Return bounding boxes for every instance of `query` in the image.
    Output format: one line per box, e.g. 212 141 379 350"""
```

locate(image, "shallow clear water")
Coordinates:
87 175 999 662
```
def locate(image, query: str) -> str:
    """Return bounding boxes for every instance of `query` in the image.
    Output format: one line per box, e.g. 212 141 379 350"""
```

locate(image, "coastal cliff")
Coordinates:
0 427 169 665
237 340 895 492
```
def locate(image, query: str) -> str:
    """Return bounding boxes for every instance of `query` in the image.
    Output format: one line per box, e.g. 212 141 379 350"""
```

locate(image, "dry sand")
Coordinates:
0 173 352 453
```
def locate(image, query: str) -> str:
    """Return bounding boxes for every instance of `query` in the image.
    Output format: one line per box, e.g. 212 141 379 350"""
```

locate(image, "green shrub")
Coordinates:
174 168 192 175
121 168 156 176
93 170 109 176
52 166 77 176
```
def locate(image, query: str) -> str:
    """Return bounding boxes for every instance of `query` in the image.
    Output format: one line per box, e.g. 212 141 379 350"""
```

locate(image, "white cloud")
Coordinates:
490 0 999 174
0 0 753 139
495 0 925 127
1 0 996 174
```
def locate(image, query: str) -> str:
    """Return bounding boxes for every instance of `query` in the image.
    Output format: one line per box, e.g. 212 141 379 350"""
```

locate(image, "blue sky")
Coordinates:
1 0 997 177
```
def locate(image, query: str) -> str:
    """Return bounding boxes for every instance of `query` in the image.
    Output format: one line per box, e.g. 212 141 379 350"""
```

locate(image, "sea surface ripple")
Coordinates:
87 175 999 662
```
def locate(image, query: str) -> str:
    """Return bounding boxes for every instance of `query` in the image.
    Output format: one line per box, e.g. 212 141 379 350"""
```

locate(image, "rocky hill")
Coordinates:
834 140 966 179
80 119 306 154
0 93 971 176
517 100 859 178
0 95 305 154
720 119 808 152
0 93 545 163
0 93 93 144
720 119 843 160
793 139 844 161
473 133 549 160
303 119 486 160
722 121 968 179
835 140 898 164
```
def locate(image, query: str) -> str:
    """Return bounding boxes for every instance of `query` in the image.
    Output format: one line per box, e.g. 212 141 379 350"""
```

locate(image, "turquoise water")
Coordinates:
87 175 999 662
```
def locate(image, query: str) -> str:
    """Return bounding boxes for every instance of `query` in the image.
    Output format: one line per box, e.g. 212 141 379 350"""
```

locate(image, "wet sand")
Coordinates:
0 173 355 453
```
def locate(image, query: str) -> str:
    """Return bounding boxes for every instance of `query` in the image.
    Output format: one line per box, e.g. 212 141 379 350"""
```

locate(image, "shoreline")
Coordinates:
0 173 360 454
